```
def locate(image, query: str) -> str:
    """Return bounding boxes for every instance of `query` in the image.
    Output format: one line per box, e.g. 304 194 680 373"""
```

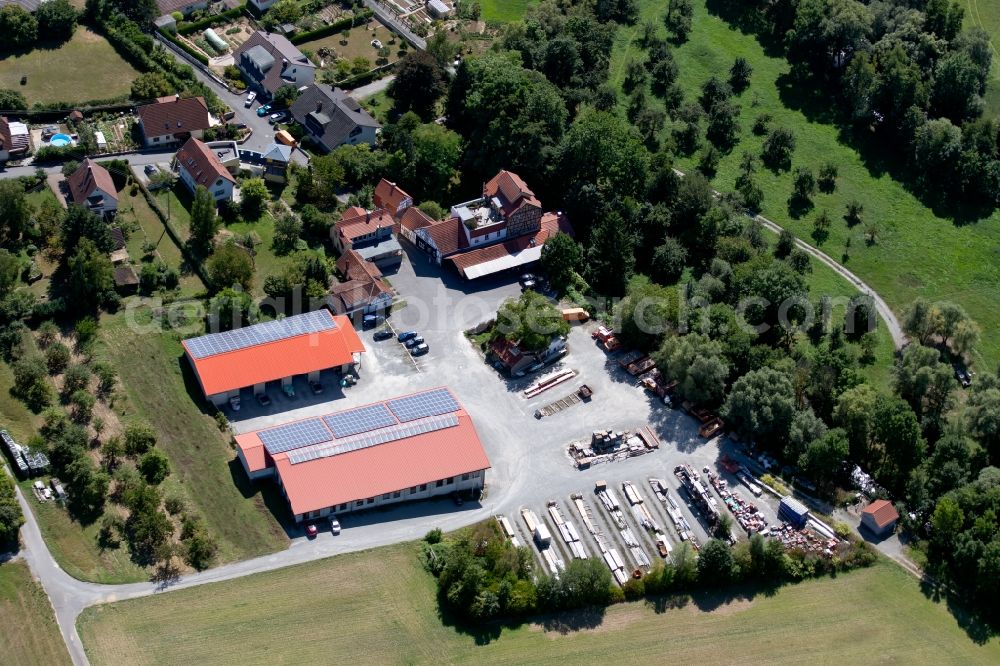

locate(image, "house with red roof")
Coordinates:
66 158 118 217
136 95 211 147
182 309 365 407
0 116 30 163
328 249 394 315
373 179 413 219
407 169 574 280
233 387 490 521
331 207 403 269
860 499 899 537
174 137 236 202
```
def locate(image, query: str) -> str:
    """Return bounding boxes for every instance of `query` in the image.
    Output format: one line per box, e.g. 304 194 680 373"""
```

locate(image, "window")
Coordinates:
420 483 427 491
436 480 444 488
446 477 454 485
461 473 470 481
153 137 160 143
382 493 391 500
393 491 401 498
355 500 363 507
214 189 225 197
366 497 374 504
310 510 320 518
338 503 346 511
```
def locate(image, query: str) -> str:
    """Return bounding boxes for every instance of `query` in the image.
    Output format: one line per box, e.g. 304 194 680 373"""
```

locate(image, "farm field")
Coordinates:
0 27 139 105
609 0 1000 370
0 561 71 666
479 0 537 23
96 313 288 565
77 540 1000 665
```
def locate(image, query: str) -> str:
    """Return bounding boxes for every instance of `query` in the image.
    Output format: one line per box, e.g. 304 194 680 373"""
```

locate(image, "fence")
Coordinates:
363 0 426 50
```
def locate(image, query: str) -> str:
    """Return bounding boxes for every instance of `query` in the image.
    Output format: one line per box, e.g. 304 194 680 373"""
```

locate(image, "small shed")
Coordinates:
95 131 107 151
860 499 899 537
113 265 139 293
779 496 810 528
68 110 84 123
427 0 451 18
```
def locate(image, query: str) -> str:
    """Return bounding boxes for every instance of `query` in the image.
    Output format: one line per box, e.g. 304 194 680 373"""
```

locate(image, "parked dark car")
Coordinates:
143 164 157 176
404 336 425 349
255 393 271 407
397 330 418 342
309 381 323 395
373 329 394 341
362 314 385 329
451 491 464 506
410 343 429 356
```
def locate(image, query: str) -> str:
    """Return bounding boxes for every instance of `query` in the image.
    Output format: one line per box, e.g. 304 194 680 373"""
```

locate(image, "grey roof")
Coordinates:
262 143 292 162
355 238 402 261
244 45 275 73
0 0 44 11
289 85 380 151
234 31 315 95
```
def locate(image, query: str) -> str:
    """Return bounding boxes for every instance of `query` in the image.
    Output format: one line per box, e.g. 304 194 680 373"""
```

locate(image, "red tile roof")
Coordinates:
485 170 540 216
373 178 412 217
330 250 391 313
862 499 899 529
183 311 364 396
449 212 573 275
399 206 436 233
335 208 395 244
137 96 210 137
235 388 490 514
66 158 117 207
176 137 235 188
423 217 466 256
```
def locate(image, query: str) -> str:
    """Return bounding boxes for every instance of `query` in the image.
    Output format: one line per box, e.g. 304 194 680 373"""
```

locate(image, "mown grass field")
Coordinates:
0 27 139 105
610 0 1000 370
963 0 1000 118
479 0 536 23
77 540 1000 665
96 313 288 565
0 561 70 666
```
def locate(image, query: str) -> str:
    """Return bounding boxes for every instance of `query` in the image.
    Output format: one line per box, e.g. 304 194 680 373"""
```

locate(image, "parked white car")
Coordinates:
245 91 256 107
371 39 382 49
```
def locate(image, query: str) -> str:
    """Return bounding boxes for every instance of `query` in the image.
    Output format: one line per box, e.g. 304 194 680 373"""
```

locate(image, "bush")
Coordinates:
139 448 170 484
124 421 156 456
62 364 91 396
424 527 443 544
45 342 71 374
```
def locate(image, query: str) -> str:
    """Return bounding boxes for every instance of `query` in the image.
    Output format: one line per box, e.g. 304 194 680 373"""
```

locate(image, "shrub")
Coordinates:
424 527 443 544
138 449 170 484
124 421 156 456
45 342 71 374
62 364 91 396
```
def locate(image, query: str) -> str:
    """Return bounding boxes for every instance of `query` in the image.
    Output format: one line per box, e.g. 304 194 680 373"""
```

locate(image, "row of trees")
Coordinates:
0 0 78 51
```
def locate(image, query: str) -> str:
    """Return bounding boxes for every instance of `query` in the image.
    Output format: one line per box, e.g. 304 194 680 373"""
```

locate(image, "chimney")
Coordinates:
282 58 289 70
366 211 371 224
175 94 180 101
316 100 322 112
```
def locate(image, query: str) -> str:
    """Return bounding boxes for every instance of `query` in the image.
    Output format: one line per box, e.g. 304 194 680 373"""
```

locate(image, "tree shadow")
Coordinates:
919 577 1000 645
787 194 813 219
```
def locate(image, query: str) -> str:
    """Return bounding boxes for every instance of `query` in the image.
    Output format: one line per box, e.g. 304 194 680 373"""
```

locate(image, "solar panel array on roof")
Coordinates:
322 403 397 438
287 414 460 464
260 418 332 455
185 310 336 359
387 388 460 422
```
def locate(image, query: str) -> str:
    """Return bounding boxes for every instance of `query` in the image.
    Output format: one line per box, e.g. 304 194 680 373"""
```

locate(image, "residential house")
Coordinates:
0 116 30 162
398 206 435 245
247 0 278 12
154 0 208 17
489 336 567 377
331 207 402 269
328 249 394 316
410 169 574 279
175 137 236 202
289 85 380 153
234 31 316 99
66 158 118 217
373 179 413 219
136 96 212 147
860 499 899 537
260 142 292 183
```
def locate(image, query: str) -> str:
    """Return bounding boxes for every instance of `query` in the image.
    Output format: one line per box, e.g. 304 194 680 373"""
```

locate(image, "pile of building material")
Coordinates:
1 429 49 478
568 427 659 468
523 368 576 399
595 481 650 570
768 523 839 556
547 501 588 560
572 493 628 585
649 478 698 546
521 508 564 576
674 464 721 527
622 481 660 533
534 385 593 418
705 469 768 535
496 515 522 548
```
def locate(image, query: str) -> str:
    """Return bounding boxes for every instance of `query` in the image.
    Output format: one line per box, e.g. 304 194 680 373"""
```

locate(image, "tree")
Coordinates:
834 384 878 464
124 422 156 456
786 407 828 461
0 180 30 245
189 185 219 252
902 298 938 345
654 333 729 404
672 101 702 155
90 0 157 24
966 377 1000 463
650 236 687 285
36 0 77 41
183 523 218 570
495 290 570 353
623 59 648 94
389 50 447 120
0 248 21 300
0 88 27 110
67 239 114 313
586 212 636 297
70 389 95 423
271 209 303 255
697 539 735 585
0 473 24 545
798 428 850 487
722 367 796 447
417 201 445 220
792 167 816 204
539 232 582 293
817 162 838 193
761 127 796 170
557 108 649 203
208 287 257 333
45 342 70 374
240 178 269 219
913 118 962 194
893 345 954 437
0 5 38 49
401 122 462 202
873 396 925 493
729 57 752 93
271 84 300 109
706 101 740 149
139 449 170 484
206 242 253 292
130 72 174 101
811 208 832 243
62 204 113 255
664 0 693 42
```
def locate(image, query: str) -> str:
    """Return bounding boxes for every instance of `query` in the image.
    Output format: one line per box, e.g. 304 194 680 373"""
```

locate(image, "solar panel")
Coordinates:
288 414 459 464
259 418 333 455
387 388 460 422
322 403 397 438
185 310 336 359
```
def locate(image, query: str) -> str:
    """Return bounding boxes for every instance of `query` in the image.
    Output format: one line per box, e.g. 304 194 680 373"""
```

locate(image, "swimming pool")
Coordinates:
49 133 72 147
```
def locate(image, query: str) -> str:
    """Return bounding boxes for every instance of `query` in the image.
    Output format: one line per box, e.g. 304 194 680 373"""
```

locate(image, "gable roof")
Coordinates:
234 31 315 95
373 179 412 216
0 116 29 154
137 96 211 138
289 84 380 150
399 206 436 233
0 0 45 11
176 137 236 188
448 212 574 279
862 499 899 529
182 310 364 396
335 208 395 245
330 250 391 313
421 217 466 256
261 142 292 163
67 159 118 206
484 170 540 216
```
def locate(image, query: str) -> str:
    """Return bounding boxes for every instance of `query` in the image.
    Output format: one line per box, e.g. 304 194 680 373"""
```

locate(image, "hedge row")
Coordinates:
159 29 210 66
176 5 246 36
336 65 391 90
290 10 374 45
137 181 211 287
